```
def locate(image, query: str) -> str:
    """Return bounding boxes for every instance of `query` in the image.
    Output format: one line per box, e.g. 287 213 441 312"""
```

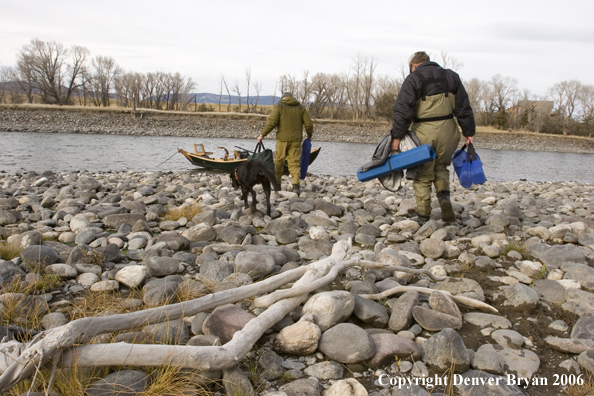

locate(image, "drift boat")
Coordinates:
178 143 321 173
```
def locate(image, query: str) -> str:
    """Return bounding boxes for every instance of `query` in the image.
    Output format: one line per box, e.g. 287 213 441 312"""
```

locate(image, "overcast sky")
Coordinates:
1 0 593 98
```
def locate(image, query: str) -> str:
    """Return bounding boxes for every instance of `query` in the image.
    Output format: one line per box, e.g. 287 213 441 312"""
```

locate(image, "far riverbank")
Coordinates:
1 105 594 154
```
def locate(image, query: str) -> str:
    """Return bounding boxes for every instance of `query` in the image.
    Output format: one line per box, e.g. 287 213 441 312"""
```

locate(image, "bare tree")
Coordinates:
179 76 196 111
487 74 518 129
277 74 298 97
328 73 348 120
439 50 464 71
232 80 242 112
89 55 122 107
114 72 143 112
252 80 262 111
362 57 378 119
16 39 89 105
345 55 365 120
344 55 378 120
141 72 156 109
373 74 402 121
244 67 251 113
152 72 168 110
463 78 483 115
300 70 310 107
310 72 331 118
218 75 225 112
578 84 594 133
221 75 232 112
0 66 22 104
15 55 35 103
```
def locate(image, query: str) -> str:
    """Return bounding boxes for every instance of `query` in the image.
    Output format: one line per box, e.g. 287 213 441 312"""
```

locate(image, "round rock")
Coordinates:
318 323 375 364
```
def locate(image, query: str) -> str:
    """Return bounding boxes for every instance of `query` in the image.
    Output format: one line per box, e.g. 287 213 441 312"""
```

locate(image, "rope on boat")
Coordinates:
157 151 179 168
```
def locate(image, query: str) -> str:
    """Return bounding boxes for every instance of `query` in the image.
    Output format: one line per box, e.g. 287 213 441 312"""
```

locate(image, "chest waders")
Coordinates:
410 70 460 221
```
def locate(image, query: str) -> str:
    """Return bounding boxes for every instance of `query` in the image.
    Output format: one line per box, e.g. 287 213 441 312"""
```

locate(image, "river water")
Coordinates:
1 132 593 183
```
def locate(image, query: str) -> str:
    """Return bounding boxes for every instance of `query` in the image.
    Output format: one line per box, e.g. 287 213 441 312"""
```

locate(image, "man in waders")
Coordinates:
258 91 313 196
391 51 475 222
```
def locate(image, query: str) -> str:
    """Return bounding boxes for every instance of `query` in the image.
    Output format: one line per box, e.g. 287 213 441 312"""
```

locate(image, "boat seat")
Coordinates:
233 150 239 159
193 143 213 157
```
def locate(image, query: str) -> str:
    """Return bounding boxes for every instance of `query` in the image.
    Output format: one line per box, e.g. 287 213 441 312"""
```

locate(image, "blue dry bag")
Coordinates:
452 143 486 188
300 139 311 180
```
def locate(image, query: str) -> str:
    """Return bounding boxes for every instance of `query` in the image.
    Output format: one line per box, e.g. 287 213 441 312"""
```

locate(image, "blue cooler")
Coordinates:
357 144 436 182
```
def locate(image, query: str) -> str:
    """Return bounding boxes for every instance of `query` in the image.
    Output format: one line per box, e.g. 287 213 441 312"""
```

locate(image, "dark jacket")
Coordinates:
261 95 314 142
391 61 475 139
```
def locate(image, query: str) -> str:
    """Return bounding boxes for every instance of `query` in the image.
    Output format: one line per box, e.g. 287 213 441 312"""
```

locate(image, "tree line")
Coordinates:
1 39 592 136
0 39 196 112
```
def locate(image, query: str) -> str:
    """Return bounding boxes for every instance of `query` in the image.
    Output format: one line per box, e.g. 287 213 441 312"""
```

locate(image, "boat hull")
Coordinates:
178 146 321 174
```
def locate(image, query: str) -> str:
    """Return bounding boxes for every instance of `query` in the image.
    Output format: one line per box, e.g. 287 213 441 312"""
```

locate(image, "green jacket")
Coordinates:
261 95 313 142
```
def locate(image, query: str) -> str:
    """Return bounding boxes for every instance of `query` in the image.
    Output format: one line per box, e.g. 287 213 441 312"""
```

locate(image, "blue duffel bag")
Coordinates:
452 142 486 188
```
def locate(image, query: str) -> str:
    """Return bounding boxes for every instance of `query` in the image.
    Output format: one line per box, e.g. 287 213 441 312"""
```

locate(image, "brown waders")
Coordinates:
411 92 459 221
274 140 302 186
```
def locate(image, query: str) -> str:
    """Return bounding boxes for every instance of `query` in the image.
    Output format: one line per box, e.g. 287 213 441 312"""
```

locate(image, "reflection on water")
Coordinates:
1 131 593 183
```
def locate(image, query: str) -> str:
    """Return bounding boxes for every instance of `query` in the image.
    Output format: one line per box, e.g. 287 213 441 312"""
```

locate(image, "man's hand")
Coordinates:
464 136 474 145
391 138 400 151
257 135 263 143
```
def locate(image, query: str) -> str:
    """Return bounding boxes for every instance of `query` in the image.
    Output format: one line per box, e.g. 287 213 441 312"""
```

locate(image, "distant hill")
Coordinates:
188 93 279 106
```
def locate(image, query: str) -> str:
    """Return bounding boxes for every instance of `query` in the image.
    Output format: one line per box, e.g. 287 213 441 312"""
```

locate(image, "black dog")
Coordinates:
230 159 280 216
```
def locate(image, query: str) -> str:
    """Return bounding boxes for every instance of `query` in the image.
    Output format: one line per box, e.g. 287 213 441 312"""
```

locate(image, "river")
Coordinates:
1 132 593 183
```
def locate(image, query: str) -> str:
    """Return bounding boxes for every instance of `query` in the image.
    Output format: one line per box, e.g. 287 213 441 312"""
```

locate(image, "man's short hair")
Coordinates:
408 51 430 68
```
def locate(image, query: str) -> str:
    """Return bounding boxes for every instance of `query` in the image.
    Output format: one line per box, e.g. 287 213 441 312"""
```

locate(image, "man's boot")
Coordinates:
438 190 455 222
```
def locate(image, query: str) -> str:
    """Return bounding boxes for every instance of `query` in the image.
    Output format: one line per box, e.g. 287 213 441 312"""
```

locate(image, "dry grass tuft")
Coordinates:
138 366 207 396
161 202 202 222
81 249 107 265
69 290 144 321
0 240 23 261
502 240 529 259
566 374 594 396
0 292 49 329
174 279 209 303
1 274 62 295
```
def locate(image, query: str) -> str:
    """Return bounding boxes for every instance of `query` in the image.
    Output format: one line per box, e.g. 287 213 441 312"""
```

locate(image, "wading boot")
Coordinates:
411 214 430 226
292 184 301 196
438 190 455 223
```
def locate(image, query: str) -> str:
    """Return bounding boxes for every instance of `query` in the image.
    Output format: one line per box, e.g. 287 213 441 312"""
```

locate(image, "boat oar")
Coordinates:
234 146 253 154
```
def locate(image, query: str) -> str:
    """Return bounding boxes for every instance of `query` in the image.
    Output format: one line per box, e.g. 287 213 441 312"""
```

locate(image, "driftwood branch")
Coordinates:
0 241 353 391
0 264 310 391
359 285 499 314
254 260 446 308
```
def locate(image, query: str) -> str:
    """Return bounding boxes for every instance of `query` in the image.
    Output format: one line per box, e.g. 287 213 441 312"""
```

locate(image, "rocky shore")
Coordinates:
2 105 594 153
1 169 594 396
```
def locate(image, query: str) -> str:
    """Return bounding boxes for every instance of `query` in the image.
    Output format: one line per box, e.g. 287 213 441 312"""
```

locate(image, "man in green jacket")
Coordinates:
257 91 313 195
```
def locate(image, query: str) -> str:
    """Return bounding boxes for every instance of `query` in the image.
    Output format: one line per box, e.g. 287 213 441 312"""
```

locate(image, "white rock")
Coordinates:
547 269 564 281
569 222 588 237
557 279 582 290
520 260 543 279
301 291 355 332
45 264 77 279
115 265 148 289
58 232 76 243
472 235 492 249
324 378 368 396
309 226 329 240
69 213 91 233
77 272 100 286
429 265 447 278
90 280 120 292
